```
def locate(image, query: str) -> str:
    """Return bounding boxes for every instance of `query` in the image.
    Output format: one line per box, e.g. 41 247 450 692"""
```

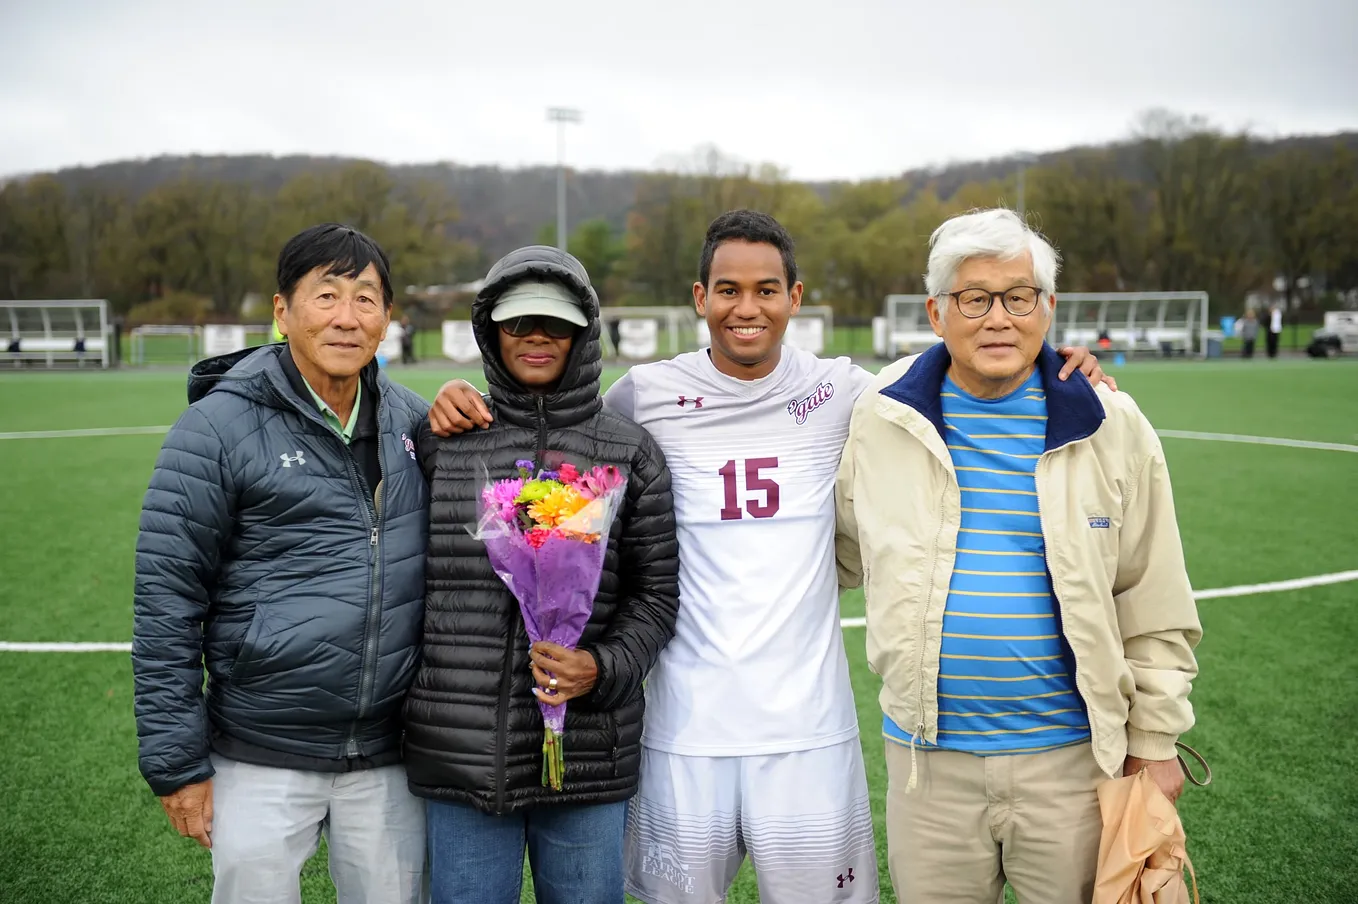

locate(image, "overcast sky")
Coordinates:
2 0 1356 182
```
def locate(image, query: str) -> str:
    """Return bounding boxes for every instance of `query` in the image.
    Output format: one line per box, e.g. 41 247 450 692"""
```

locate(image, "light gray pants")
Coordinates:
209 754 426 904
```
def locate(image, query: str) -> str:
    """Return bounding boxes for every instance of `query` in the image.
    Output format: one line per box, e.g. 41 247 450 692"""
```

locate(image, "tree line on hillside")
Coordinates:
1 111 1355 325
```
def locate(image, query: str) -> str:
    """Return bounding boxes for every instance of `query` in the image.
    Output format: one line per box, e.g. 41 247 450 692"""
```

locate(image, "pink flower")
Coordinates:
558 462 580 484
576 465 625 500
483 478 525 522
525 527 552 549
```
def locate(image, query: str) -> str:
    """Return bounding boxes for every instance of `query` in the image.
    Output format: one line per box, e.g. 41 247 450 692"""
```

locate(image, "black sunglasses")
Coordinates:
499 315 578 339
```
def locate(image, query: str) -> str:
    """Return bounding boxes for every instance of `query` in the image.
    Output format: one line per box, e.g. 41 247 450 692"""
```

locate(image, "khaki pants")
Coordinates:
884 741 1106 904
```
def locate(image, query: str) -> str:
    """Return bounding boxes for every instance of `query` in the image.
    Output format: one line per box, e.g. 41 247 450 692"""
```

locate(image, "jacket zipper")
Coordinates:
495 394 550 812
535 396 548 463
351 391 387 755
1034 442 1102 770
262 379 381 759
907 462 953 790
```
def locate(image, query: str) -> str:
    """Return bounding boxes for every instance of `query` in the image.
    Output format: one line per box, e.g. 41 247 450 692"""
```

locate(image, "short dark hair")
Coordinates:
277 223 394 307
698 209 798 288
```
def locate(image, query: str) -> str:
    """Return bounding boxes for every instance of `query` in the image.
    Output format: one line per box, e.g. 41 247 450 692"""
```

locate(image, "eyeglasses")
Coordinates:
942 286 1044 319
499 315 578 339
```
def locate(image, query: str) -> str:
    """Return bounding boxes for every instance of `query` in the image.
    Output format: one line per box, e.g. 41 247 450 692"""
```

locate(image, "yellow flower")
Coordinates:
527 486 589 529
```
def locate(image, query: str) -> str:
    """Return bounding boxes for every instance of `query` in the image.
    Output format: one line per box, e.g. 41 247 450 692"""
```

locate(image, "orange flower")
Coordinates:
527 486 589 529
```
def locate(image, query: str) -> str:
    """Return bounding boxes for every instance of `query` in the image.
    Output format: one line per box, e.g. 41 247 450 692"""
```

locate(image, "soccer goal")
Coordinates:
2 299 110 369
599 307 700 359
130 325 200 366
882 291 1211 358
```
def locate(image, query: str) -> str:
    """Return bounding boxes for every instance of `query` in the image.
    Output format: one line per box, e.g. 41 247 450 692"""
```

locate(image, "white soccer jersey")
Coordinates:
605 347 875 755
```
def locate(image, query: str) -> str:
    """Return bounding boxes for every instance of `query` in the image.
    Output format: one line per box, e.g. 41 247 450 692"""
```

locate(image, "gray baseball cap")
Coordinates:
490 279 588 327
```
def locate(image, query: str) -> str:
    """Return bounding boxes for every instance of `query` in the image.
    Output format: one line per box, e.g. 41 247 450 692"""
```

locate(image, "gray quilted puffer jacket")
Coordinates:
132 345 429 796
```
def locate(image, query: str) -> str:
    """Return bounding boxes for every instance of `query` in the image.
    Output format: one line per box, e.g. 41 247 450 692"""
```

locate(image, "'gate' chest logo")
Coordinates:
787 381 835 425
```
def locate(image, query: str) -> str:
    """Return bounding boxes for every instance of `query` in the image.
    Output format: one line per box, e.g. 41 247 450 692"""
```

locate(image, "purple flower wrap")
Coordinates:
472 468 628 787
478 527 610 734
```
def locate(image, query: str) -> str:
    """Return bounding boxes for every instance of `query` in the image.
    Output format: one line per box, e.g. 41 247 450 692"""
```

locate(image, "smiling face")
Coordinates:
927 252 1055 398
694 239 803 380
274 262 389 384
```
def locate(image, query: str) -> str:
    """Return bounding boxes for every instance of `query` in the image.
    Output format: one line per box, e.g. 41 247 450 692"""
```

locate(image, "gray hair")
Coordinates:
924 210 1061 315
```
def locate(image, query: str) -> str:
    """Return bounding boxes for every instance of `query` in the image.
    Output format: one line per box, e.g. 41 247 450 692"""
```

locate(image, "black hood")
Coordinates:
472 245 602 428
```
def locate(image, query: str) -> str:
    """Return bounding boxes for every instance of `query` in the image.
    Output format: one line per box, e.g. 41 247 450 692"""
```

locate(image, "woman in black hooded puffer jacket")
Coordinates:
406 245 679 904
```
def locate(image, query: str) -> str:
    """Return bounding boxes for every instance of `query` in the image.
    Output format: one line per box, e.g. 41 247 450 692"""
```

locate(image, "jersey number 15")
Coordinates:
718 457 780 521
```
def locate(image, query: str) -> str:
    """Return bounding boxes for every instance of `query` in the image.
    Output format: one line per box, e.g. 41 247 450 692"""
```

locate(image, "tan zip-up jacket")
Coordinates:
835 345 1202 776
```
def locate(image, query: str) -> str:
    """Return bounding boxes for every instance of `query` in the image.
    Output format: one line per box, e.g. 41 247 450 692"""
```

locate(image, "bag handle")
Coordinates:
1175 741 1212 787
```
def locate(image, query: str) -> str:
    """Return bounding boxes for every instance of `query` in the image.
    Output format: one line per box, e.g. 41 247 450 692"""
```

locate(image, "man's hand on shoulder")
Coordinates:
429 380 492 436
1056 345 1118 392
160 778 213 848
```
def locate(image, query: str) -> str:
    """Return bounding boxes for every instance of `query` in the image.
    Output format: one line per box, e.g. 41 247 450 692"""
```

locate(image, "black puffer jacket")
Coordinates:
406 246 679 814
132 345 430 796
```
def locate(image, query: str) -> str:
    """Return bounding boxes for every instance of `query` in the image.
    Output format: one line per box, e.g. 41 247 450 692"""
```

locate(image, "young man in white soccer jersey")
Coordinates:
426 210 1109 904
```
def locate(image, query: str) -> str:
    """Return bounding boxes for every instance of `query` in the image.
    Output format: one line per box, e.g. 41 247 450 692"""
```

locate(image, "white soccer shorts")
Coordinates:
624 738 879 904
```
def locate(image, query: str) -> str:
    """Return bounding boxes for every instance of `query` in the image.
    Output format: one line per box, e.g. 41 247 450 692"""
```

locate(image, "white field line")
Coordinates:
1155 429 1358 454
0 425 172 440
839 568 1358 628
6 425 1354 454
5 569 1356 651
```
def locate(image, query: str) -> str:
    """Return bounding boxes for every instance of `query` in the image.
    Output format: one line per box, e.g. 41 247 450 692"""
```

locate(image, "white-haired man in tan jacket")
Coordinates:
835 209 1202 904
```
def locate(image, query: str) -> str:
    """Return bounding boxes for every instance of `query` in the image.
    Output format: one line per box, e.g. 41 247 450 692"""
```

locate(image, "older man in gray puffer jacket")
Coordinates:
132 224 429 904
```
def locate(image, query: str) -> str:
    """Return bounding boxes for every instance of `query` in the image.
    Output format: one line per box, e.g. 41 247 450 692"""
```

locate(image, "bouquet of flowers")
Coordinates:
473 457 628 789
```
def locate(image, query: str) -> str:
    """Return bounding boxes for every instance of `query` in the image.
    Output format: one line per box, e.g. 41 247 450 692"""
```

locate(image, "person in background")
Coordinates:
1266 303 1283 358
836 209 1202 904
132 224 430 904
401 314 416 365
1239 308 1259 359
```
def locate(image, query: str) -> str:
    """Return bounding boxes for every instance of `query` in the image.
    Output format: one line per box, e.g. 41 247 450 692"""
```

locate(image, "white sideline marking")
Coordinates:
0 642 134 652
6 425 1354 454
6 569 1357 651
0 425 172 440
840 568 1358 629
1156 430 1358 454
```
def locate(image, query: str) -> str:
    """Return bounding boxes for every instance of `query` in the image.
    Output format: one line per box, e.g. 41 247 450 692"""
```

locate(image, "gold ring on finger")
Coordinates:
549 677 558 690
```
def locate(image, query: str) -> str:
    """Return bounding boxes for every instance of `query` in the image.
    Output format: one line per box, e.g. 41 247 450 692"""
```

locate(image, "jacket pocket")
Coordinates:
608 710 622 779
228 604 266 683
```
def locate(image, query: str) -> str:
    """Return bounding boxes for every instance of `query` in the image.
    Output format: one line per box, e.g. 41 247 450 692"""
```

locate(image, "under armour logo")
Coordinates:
279 451 306 468
677 396 704 409
836 868 855 888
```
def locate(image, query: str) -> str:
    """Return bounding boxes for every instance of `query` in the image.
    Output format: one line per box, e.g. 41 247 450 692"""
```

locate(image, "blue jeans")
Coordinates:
426 798 628 904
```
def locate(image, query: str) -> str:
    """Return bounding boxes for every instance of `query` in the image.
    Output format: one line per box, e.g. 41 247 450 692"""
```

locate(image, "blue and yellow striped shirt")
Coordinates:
885 370 1090 755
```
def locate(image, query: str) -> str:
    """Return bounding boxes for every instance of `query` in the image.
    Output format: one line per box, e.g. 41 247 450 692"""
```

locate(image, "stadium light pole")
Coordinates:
1014 152 1038 219
547 107 582 251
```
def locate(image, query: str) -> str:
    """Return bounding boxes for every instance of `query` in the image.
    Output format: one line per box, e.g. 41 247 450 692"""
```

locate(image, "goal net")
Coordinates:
130 325 200 365
599 307 700 360
882 291 1210 358
126 323 276 366
2 299 110 369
